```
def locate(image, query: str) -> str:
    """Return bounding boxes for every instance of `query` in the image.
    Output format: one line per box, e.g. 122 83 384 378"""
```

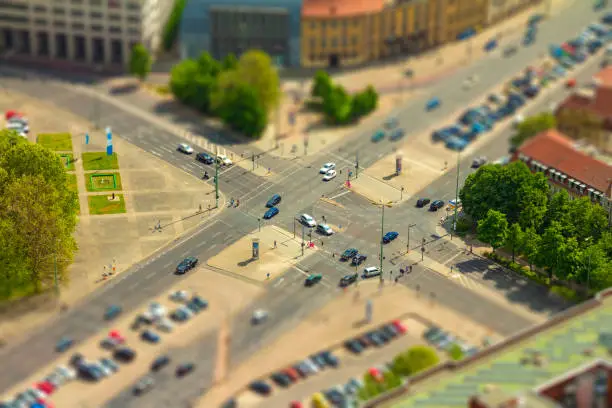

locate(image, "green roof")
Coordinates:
389 294 612 408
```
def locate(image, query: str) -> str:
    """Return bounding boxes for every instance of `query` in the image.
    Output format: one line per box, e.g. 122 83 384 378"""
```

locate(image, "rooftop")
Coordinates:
301 0 385 18
366 289 612 408
593 66 612 88
517 129 612 194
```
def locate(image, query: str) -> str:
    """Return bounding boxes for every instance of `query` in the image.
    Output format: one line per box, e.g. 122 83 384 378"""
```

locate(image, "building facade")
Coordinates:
300 0 435 69
179 0 302 67
0 0 173 68
486 0 541 25
432 0 489 45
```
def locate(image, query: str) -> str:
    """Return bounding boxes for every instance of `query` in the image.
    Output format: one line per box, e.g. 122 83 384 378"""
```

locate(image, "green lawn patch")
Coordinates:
88 194 126 215
82 152 119 171
66 173 78 192
59 153 75 170
37 132 73 151
86 173 123 192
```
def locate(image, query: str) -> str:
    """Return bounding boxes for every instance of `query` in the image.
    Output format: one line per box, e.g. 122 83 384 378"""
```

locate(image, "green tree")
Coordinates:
448 344 465 361
391 346 439 376
323 85 352 124
545 190 571 232
169 59 200 104
0 128 28 151
162 0 187 51
216 82 267 138
510 112 556 147
311 70 333 100
505 223 524 262
197 51 221 77
477 209 509 252
566 197 608 243
517 184 548 231
597 231 612 259
233 50 280 113
129 44 152 81
351 85 379 119
190 73 216 113
522 227 541 271
536 221 566 280
221 53 238 71
555 236 581 281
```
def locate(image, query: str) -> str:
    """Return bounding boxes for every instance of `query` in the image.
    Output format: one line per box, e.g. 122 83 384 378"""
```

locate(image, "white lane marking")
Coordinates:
212 231 222 239
329 190 350 200
151 150 162 157
209 243 218 251
181 165 192 172
273 278 285 288
163 261 173 268
145 272 155 280
160 146 174 153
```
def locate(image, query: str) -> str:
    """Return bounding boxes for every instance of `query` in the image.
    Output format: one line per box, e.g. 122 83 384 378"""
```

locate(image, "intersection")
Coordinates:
0 0 602 405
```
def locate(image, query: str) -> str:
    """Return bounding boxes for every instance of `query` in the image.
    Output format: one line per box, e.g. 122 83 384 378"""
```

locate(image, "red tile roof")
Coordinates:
517 129 612 194
594 66 612 88
556 88 612 119
301 0 385 18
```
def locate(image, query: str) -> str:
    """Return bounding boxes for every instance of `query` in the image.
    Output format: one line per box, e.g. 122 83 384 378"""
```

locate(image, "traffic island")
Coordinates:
86 173 123 192
207 225 318 283
36 132 73 151
87 194 126 215
81 152 120 171
59 153 76 170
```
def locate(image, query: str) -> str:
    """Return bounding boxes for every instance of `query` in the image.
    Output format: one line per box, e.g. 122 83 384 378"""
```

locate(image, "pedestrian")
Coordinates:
332 252 335 258
409 265 413 273
274 240 277 248
236 199 240 207
322 215 326 223
394 277 399 285
199 204 202 212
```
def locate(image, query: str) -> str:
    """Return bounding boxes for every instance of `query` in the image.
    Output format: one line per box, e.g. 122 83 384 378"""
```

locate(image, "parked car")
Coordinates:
426 97 441 110
300 214 316 227
151 355 170 372
352 254 367 265
266 194 281 208
176 256 198 274
263 206 279 220
319 162 336 174
176 362 195 377
316 223 334 235
503 45 518 57
195 152 214 164
471 157 488 168
249 381 272 396
429 200 445 211
141 330 160 344
339 273 358 287
382 231 399 243
55 337 74 353
113 347 136 363
305 273 322 287
104 305 122 321
322 169 337 181
389 128 405 141
340 248 358 261
177 143 194 154
371 130 385 142
133 376 155 395
344 339 364 354
252 309 269 325
216 154 233 166
416 198 431 208
169 290 189 302
384 117 398 129
271 372 292 388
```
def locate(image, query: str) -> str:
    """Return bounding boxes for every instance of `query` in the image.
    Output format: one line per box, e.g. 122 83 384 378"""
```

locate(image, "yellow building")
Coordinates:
432 0 489 45
300 0 436 68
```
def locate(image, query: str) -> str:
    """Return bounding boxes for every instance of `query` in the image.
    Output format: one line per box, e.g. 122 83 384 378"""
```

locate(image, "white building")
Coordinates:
0 0 173 68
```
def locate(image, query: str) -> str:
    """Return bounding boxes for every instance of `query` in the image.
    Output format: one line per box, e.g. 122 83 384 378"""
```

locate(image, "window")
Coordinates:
33 5 47 12
109 26 121 34
89 0 102 4
321 38 326 48
91 24 103 31
53 20 66 27
72 22 84 30
310 21 316 29
127 16 140 23
90 11 103 19
331 38 338 47
71 0 83 4
71 9 84 17
34 18 48 25
0 15 28 23
127 28 140 35
127 2 140 11
330 21 336 28
321 21 326 30
310 38 315 48
352 36 358 45
108 13 120 21
52 7 65 14
0 1 27 11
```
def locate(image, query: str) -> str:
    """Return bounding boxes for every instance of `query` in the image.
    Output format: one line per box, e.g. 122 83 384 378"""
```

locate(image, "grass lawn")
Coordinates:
59 153 76 171
88 194 126 215
82 152 119 171
37 133 73 151
86 173 123 192
66 173 78 192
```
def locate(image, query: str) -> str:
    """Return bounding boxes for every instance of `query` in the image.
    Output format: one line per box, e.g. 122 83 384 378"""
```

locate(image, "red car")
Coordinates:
109 330 125 343
289 402 303 408
566 78 576 88
392 319 407 334
283 367 299 382
36 381 55 395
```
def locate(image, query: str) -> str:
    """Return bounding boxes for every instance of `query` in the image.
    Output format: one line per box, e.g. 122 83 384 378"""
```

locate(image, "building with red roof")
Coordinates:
511 129 612 210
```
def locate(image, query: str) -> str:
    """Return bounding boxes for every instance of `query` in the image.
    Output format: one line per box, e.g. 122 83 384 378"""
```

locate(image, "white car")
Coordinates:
323 169 337 181
252 309 268 325
319 162 336 174
300 214 316 227
316 223 334 236
216 154 232 166
178 143 194 154
149 302 167 319
56 365 76 381
156 318 174 333
169 290 189 302
362 266 381 279
6 120 29 134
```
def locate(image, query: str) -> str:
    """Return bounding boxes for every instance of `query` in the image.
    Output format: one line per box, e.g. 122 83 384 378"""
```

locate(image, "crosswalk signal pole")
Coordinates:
215 152 220 208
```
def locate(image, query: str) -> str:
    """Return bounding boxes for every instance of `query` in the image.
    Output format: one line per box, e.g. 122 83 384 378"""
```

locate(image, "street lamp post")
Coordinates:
355 151 359 178
214 149 220 208
407 223 416 253
451 151 461 240
258 218 261 232
377 200 393 282
301 224 305 256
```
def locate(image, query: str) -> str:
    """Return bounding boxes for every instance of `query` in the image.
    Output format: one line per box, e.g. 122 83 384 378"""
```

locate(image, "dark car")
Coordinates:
104 305 122 321
503 45 518 57
319 351 339 367
340 248 358 261
304 273 322 287
271 372 291 388
266 194 281 208
416 198 431 208
221 399 237 408
344 339 364 354
339 273 358 287
55 337 74 353
190 295 208 309
196 152 214 164
351 254 367 265
389 128 405 141
151 355 170 372
114 347 136 363
176 362 195 377
263 206 279 220
383 231 399 243
429 200 445 211
176 256 198 274
70 353 85 367
141 330 160 344
249 380 272 396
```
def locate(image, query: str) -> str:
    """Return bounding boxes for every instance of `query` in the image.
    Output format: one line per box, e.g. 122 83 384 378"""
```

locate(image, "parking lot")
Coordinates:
0 269 262 407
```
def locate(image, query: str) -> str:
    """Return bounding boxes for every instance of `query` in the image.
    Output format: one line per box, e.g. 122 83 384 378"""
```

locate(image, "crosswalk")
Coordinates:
446 272 489 291
181 131 232 157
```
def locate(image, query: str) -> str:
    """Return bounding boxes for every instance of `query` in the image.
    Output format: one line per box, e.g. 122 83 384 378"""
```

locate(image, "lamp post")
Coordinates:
407 223 416 253
377 199 394 282
451 151 461 239
214 149 220 208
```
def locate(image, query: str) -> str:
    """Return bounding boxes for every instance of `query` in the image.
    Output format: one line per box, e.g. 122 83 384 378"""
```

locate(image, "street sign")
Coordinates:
252 238 260 259
106 127 113 156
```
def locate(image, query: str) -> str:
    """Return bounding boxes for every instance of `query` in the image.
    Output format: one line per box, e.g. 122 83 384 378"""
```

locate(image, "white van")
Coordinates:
362 266 381 279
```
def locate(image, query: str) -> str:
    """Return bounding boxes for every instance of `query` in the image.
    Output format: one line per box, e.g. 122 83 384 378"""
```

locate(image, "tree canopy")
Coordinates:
129 44 152 81
477 209 508 252
391 345 439 376
161 0 187 51
510 112 556 147
0 130 78 300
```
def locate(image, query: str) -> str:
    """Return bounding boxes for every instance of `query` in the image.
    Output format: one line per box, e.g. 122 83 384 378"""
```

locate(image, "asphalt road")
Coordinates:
0 1 605 404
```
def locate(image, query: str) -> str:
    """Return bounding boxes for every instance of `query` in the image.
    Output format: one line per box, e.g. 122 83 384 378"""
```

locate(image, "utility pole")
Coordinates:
258 218 261 232
252 153 255 171
451 151 461 240
301 224 305 256
407 223 416 253
214 150 220 208
355 151 359 178
304 133 308 156
378 200 393 282
421 237 426 261
293 218 296 238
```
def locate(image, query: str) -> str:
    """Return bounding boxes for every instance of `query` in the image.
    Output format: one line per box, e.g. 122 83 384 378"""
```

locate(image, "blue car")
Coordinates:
104 305 122 321
389 128 405 141
445 136 468 151
426 97 440 111
266 194 281 208
141 330 160 344
263 207 279 220
382 232 399 243
55 337 74 353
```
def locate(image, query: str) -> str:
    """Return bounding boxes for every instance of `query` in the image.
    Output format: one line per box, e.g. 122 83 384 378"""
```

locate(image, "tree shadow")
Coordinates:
237 258 257 267
383 173 400 181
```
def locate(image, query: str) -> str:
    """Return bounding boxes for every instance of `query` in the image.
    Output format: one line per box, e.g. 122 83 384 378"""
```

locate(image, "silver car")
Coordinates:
133 376 155 395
